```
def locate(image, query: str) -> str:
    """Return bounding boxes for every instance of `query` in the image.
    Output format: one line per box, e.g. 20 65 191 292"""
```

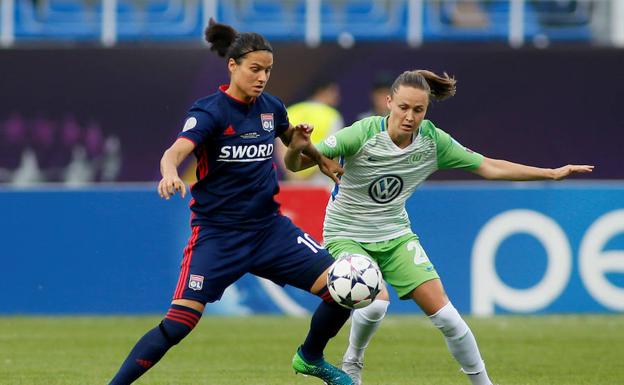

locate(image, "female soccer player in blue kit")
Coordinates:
285 69 594 385
107 20 353 385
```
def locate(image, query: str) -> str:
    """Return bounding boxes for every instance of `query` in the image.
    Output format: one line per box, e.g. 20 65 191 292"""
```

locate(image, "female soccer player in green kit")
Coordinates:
284 69 594 385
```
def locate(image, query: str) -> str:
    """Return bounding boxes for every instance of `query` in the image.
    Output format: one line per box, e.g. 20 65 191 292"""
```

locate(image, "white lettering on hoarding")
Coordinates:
472 209 624 315
472 210 572 316
579 210 624 311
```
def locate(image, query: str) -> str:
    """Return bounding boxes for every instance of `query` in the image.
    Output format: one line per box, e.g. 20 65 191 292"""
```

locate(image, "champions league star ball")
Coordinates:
327 254 383 310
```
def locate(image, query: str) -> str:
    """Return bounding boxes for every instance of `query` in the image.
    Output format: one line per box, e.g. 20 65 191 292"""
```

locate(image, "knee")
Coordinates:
355 299 389 322
428 302 468 339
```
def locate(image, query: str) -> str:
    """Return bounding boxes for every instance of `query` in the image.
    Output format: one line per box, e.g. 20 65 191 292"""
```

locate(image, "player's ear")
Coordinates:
386 94 392 110
227 58 237 74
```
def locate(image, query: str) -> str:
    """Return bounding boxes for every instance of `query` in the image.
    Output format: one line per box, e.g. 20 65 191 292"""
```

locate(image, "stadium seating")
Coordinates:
8 0 595 43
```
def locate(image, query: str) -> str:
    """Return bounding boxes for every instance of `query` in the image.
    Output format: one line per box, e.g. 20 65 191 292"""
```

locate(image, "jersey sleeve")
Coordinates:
316 118 372 159
177 109 219 146
433 125 484 170
274 99 290 138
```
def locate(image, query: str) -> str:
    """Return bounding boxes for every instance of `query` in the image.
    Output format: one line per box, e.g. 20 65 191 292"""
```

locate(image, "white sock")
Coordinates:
429 302 492 385
465 368 492 385
344 299 389 362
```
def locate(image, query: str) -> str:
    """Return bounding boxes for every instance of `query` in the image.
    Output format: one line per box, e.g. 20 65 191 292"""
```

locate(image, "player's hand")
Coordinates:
288 124 313 152
158 175 187 200
552 165 594 180
319 156 344 185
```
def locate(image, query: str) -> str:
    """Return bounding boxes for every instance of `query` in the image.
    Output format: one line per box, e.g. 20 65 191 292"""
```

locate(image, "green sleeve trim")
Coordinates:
317 116 382 158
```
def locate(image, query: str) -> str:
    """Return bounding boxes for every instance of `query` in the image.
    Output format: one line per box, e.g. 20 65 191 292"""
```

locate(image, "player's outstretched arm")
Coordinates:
282 124 343 183
158 138 195 200
473 157 594 181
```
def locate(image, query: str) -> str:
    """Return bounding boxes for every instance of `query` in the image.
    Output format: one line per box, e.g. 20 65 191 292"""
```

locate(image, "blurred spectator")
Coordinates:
0 113 120 185
277 80 344 185
440 0 490 28
357 72 394 120
531 0 592 26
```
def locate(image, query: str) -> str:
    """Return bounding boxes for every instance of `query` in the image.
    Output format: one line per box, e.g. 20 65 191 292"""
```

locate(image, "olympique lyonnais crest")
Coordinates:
189 274 204 291
261 113 274 132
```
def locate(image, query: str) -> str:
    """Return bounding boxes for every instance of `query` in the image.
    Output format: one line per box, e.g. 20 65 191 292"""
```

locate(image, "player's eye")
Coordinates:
399 105 408 111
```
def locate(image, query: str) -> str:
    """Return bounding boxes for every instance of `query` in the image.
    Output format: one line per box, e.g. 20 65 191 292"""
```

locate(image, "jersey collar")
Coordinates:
219 84 256 105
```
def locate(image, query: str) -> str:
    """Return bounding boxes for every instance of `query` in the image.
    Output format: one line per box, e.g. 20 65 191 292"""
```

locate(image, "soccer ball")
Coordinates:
327 254 383 309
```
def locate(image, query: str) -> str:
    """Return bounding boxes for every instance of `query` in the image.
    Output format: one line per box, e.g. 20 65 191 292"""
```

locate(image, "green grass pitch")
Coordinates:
1 315 622 385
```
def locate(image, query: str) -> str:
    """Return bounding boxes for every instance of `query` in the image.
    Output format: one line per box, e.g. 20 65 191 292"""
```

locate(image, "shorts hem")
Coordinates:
297 255 335 291
172 294 214 305
397 276 440 300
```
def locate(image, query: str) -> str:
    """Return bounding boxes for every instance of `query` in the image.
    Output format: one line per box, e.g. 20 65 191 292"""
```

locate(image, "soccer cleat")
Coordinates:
292 347 354 385
341 357 363 385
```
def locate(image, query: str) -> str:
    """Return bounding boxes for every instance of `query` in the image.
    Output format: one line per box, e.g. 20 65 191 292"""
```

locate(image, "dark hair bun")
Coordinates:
204 18 238 58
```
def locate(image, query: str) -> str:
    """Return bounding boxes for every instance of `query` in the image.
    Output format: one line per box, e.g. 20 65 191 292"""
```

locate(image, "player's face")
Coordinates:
228 51 273 99
387 85 429 134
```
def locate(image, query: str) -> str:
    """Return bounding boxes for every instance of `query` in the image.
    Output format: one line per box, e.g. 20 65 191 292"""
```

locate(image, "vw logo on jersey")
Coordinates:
369 175 404 204
261 113 274 132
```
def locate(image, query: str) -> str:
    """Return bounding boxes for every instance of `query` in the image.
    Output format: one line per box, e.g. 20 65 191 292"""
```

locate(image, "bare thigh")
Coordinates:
172 298 205 313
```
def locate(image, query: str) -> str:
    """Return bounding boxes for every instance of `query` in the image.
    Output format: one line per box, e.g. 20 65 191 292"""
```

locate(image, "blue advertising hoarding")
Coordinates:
0 182 622 315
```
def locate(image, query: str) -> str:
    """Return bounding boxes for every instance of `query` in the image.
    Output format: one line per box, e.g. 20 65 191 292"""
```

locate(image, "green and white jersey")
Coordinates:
317 116 484 243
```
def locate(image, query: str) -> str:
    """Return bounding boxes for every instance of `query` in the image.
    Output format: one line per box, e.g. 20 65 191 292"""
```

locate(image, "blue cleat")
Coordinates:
292 347 354 385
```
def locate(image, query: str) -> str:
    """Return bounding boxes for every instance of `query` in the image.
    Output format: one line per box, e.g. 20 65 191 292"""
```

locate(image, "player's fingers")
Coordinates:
174 180 185 198
323 167 340 184
158 180 169 199
180 183 187 199
166 180 176 196
298 127 312 138
160 184 169 199
295 123 314 134
574 165 594 173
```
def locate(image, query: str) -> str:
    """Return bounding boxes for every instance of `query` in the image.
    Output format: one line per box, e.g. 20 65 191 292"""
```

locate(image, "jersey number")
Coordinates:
297 233 324 254
407 241 430 265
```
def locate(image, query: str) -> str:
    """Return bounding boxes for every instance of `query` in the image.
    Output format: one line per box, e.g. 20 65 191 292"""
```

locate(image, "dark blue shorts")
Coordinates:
172 214 335 304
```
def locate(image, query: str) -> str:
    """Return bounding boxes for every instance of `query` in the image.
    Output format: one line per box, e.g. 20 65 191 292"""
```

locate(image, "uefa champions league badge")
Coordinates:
324 135 337 148
182 117 197 132
261 113 274 132
189 274 204 291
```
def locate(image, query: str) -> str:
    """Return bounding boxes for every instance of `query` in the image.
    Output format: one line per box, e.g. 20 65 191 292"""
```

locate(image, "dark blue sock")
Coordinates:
300 287 352 362
108 305 202 385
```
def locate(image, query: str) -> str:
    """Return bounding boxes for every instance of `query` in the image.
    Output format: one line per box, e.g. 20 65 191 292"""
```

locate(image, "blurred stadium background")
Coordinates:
1 1 623 384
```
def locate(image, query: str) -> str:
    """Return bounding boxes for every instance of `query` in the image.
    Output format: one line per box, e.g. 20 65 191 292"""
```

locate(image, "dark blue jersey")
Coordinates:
178 85 290 228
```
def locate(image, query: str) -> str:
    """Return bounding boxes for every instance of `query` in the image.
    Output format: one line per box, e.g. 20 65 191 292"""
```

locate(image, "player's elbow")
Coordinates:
474 159 505 180
284 160 301 172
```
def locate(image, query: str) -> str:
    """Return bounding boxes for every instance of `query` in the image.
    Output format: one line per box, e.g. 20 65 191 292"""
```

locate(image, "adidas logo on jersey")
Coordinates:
218 143 274 162
224 125 236 135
